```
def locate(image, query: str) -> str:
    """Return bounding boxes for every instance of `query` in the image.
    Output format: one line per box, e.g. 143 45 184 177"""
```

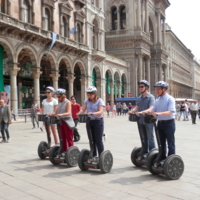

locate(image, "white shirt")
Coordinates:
190 103 199 111
185 104 188 112
42 98 58 114
112 105 116 110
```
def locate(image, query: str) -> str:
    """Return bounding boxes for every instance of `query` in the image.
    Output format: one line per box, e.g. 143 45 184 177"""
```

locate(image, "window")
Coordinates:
111 7 117 30
62 16 68 37
23 0 29 23
76 24 81 43
0 0 5 13
120 6 126 30
44 8 50 31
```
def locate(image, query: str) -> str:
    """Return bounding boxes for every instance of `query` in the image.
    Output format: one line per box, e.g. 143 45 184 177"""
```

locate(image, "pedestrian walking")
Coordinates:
128 103 132 111
10 106 16 121
190 100 198 124
30 101 39 129
40 86 59 145
0 99 11 143
106 103 111 117
179 102 186 121
122 103 128 115
116 103 120 115
129 80 156 153
175 102 180 120
112 103 116 117
71 96 81 142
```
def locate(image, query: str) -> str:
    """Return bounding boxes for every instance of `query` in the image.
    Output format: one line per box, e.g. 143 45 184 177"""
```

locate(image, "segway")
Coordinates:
37 115 52 159
145 114 184 180
49 116 80 167
78 114 113 173
130 114 158 167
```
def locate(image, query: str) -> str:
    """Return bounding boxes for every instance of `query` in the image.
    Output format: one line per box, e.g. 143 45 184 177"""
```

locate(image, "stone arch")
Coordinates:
38 50 56 70
15 43 37 67
91 64 102 79
121 73 127 97
105 67 114 81
0 37 15 63
57 54 73 74
73 60 86 76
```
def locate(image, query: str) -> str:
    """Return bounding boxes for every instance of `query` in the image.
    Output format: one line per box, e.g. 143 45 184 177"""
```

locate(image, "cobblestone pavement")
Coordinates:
0 115 200 200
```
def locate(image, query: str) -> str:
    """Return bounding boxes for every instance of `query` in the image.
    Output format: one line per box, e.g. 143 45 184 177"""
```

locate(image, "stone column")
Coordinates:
163 18 166 46
18 81 22 109
32 71 42 106
66 76 75 99
158 64 162 80
101 79 106 103
80 78 86 104
32 0 35 24
117 9 120 30
109 83 114 105
157 12 161 43
145 0 149 33
50 74 60 91
10 65 20 114
138 54 143 81
98 31 101 50
96 80 101 97
42 6 45 29
137 0 141 28
146 58 150 83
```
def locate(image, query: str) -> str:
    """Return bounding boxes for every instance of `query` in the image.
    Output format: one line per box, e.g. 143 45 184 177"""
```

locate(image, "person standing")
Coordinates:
190 101 198 124
142 81 176 161
30 101 39 129
112 103 116 117
122 103 128 115
128 103 132 111
179 102 186 121
116 103 120 115
71 96 81 142
0 99 11 143
40 86 59 145
129 80 156 154
106 103 110 117
10 106 16 121
77 86 105 163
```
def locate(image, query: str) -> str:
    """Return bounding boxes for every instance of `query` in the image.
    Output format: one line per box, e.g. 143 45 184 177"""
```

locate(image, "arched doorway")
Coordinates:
121 74 127 97
74 64 81 103
105 70 112 103
58 64 69 97
114 72 120 100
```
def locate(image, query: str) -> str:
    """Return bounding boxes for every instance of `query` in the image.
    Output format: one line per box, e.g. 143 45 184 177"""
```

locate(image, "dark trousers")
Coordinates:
157 120 175 160
138 123 156 154
191 111 197 124
0 120 10 140
12 114 16 121
106 110 110 116
73 118 80 139
89 119 104 157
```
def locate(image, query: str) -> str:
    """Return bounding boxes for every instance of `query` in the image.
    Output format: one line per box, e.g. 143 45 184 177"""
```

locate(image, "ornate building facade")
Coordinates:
0 0 129 112
104 0 200 99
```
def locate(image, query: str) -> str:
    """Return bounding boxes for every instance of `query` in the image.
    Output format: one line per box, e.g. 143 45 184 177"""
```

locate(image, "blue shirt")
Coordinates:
84 98 105 119
137 93 155 124
152 93 175 120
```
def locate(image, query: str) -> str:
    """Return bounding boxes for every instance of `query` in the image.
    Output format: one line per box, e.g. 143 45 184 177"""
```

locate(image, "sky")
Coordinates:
166 0 200 60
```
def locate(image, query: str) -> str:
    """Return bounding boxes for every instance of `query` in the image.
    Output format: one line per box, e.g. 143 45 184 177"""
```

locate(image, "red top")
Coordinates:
71 103 81 119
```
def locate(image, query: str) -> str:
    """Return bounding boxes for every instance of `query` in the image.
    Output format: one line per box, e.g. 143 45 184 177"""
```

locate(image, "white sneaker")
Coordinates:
0 139 7 143
103 134 107 141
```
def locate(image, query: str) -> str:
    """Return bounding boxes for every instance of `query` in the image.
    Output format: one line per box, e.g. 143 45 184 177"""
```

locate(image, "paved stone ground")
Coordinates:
0 114 200 200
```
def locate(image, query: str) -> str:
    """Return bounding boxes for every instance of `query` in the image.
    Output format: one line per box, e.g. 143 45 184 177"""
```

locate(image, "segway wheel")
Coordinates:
78 149 89 171
65 146 80 167
38 141 48 159
146 151 159 175
49 146 60 165
131 147 142 167
99 150 113 173
163 155 184 180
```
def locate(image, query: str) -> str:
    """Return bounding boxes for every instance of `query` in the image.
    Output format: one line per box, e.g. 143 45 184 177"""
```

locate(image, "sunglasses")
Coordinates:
45 92 51 94
57 96 62 99
139 86 145 88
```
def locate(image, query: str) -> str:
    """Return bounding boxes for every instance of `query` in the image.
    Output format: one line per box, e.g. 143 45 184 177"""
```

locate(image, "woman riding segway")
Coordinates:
37 86 59 159
77 86 113 173
49 88 80 167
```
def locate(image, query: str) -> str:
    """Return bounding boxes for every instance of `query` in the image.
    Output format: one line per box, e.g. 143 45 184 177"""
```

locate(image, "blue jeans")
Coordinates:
138 123 156 154
179 111 186 120
0 120 10 140
89 119 104 157
157 119 175 160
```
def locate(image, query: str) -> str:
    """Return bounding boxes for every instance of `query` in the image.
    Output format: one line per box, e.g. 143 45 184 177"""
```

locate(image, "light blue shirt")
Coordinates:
152 93 175 120
84 98 105 119
137 93 155 124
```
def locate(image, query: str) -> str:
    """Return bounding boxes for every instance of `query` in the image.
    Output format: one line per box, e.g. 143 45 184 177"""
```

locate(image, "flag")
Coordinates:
70 26 77 34
49 32 57 51
0 45 4 92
